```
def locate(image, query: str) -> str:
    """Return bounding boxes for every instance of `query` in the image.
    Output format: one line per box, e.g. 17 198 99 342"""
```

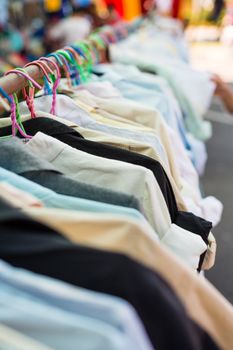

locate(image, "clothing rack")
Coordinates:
0 17 145 97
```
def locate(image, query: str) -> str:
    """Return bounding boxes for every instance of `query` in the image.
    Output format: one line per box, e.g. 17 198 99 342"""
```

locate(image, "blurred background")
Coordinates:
1 0 233 302
1 1 233 73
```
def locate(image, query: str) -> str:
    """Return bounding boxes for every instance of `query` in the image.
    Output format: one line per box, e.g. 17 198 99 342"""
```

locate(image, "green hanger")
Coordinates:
56 49 85 84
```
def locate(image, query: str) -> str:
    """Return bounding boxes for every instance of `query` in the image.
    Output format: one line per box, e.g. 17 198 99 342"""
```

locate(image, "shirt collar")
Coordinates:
0 137 59 175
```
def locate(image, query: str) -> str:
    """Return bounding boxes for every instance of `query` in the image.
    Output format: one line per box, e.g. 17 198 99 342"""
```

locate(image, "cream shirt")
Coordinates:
72 93 183 190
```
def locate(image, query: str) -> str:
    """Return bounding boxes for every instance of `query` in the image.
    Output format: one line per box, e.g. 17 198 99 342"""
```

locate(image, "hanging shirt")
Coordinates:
0 260 153 350
0 281 128 350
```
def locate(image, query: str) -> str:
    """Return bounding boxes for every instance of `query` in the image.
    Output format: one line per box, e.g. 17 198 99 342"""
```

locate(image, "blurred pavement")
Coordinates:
204 98 233 304
190 39 233 303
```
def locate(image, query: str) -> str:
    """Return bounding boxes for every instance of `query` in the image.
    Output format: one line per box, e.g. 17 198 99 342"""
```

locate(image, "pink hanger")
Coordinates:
5 69 42 89
64 46 83 65
39 57 61 79
39 57 61 115
20 61 53 119
4 69 42 138
25 60 53 83
10 95 33 138
24 60 54 117
49 53 72 89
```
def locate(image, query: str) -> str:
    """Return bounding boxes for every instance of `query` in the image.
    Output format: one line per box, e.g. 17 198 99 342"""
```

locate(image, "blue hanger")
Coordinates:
0 86 12 105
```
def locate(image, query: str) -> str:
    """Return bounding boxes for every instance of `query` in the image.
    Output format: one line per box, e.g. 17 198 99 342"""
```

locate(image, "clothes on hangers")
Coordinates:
0 114 216 270
18 84 223 228
0 259 154 350
109 26 215 141
0 14 229 350
0 282 130 350
0 198 224 350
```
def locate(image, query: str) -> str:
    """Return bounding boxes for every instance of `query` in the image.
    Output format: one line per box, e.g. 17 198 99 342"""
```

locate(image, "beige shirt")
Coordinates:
72 93 183 190
25 206 233 350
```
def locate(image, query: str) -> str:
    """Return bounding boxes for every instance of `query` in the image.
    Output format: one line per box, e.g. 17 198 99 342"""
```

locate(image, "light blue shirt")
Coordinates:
92 65 191 148
92 65 206 171
0 281 129 350
0 260 153 350
110 33 214 141
93 64 182 131
0 167 143 220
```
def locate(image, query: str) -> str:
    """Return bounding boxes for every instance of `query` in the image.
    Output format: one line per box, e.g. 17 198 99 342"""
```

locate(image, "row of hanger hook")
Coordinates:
0 20 136 139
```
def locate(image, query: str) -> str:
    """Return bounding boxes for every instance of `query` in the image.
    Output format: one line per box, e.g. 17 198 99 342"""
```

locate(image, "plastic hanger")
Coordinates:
0 86 11 112
65 51 81 85
70 45 87 60
88 33 107 49
0 87 15 140
32 60 54 96
24 60 54 116
73 42 93 79
88 34 107 64
0 90 31 140
39 57 61 115
85 39 100 64
64 46 86 83
48 52 72 89
70 44 90 82
15 67 40 120
4 68 42 138
56 49 81 86
26 59 60 115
